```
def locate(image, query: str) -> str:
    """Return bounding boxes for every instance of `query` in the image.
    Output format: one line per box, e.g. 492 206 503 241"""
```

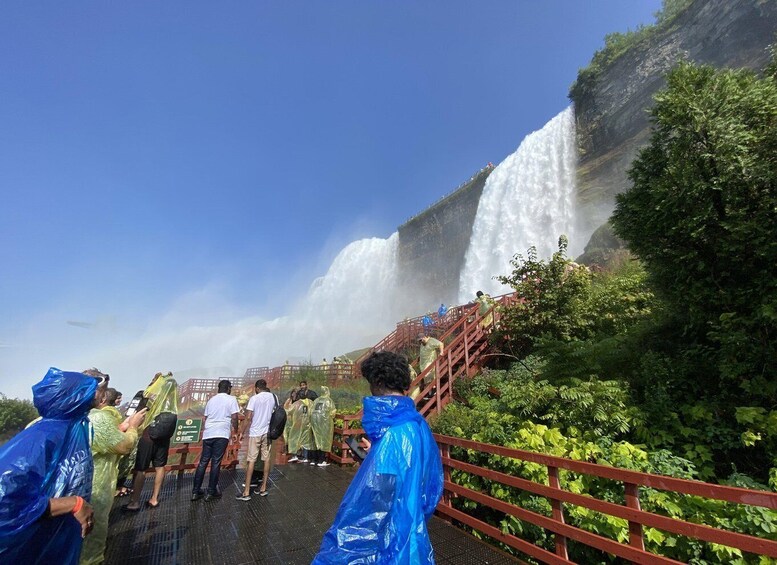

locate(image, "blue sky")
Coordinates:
0 1 661 398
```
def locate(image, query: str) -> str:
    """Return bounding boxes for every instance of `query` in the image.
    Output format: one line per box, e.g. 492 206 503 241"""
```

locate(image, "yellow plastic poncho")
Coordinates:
79 406 139 565
287 399 314 453
143 377 179 431
419 337 443 383
476 293 495 327
311 387 336 452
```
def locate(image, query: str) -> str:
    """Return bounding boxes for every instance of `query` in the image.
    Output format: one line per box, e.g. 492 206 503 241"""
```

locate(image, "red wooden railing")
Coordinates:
412 293 516 417
434 433 777 563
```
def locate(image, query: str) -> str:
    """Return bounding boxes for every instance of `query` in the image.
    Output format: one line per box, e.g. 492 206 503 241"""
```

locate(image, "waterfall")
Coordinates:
458 106 578 302
296 233 400 342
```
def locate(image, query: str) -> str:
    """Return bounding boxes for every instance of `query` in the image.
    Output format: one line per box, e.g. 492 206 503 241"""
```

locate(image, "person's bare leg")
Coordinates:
148 467 165 506
260 454 272 493
242 459 256 497
127 471 145 509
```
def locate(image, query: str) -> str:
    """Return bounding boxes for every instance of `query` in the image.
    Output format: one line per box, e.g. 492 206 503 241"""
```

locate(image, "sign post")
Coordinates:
173 418 203 444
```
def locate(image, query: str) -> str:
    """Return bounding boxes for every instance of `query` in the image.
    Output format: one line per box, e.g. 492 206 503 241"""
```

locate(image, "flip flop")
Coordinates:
146 500 160 508
123 504 141 512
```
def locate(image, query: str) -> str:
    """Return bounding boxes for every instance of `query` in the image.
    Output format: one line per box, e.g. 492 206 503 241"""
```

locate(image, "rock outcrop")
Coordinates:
574 0 777 235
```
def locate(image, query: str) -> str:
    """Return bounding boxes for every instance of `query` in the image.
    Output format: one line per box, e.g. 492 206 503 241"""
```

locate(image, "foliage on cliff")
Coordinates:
569 0 694 103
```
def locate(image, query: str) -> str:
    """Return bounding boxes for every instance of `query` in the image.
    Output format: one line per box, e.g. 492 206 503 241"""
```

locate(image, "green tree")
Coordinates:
494 236 592 359
0 394 38 444
611 60 777 404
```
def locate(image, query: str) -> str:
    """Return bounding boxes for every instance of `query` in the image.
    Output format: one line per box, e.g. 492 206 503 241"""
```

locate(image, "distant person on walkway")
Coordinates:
310 386 336 467
125 376 178 511
237 379 275 500
419 334 444 387
192 380 239 502
0 368 107 565
476 290 495 327
438 303 448 320
422 312 433 329
312 351 443 564
81 374 146 565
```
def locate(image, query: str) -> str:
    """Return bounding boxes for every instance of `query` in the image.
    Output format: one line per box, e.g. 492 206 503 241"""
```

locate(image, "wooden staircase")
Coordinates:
411 293 516 417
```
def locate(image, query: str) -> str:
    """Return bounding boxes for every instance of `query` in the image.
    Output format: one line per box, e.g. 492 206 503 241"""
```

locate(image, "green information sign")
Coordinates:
173 418 202 444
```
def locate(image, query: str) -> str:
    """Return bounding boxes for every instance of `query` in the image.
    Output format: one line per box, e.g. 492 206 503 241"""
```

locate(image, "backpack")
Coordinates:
147 412 177 441
268 394 287 441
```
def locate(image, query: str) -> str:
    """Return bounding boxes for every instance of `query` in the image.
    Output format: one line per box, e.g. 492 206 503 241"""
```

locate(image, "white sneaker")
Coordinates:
288 456 299 463
309 460 317 465
300 459 309 463
317 461 330 467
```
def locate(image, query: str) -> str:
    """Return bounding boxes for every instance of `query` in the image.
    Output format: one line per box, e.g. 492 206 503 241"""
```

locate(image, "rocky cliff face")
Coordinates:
574 0 777 235
396 167 491 314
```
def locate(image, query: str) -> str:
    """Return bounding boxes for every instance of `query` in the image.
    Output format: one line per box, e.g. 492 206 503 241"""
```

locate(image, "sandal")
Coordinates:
146 500 160 508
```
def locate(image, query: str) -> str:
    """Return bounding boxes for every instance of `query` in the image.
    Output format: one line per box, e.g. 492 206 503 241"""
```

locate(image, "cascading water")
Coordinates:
458 106 578 302
295 233 400 346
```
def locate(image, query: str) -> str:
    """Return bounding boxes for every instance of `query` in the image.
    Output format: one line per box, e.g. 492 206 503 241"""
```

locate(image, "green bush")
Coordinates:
0 394 38 445
434 400 777 564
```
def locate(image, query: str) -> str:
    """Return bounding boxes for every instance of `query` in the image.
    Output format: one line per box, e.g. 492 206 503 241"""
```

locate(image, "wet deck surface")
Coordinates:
106 463 519 564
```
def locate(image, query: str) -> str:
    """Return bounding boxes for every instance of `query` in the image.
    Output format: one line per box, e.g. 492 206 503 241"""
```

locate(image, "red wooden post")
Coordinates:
547 466 569 560
625 482 645 552
442 444 452 506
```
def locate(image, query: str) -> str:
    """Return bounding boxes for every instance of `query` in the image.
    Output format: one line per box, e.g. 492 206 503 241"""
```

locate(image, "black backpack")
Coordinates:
268 394 287 441
147 412 177 441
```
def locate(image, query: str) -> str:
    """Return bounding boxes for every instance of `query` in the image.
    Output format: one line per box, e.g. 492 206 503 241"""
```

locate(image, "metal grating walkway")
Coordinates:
105 463 519 564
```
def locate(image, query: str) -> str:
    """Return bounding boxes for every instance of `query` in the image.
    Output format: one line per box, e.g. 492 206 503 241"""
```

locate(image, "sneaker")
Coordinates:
317 461 330 467
288 456 299 463
204 492 222 501
300 459 309 463
235 494 251 501
309 460 317 465
191 491 204 501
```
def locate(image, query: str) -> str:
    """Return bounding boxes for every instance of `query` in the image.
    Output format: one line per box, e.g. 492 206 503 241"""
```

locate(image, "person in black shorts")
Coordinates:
125 376 179 511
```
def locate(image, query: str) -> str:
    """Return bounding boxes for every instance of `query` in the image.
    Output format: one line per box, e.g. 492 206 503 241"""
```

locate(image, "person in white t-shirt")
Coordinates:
191 380 240 501
236 379 276 500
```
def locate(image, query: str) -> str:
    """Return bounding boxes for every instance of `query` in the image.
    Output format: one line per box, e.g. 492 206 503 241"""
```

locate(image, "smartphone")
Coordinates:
124 390 148 417
345 435 368 463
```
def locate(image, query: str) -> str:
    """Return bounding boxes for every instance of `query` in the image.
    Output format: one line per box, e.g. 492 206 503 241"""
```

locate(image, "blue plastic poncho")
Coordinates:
0 368 97 565
313 395 443 564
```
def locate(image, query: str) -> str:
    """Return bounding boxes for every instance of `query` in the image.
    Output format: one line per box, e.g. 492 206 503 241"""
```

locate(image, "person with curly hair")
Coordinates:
313 351 443 564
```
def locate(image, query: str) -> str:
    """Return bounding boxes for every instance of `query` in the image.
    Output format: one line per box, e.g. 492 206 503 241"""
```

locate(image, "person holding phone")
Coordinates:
313 351 443 564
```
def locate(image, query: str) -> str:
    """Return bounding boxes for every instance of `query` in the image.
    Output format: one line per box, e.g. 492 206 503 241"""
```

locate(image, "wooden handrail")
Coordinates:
435 433 777 561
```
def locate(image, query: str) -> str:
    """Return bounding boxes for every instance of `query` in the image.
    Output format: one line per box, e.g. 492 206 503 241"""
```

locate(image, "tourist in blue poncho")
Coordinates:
0 367 107 565
313 351 443 564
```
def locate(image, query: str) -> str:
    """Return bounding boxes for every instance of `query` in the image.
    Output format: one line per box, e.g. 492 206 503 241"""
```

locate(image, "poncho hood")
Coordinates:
32 367 97 420
362 395 422 442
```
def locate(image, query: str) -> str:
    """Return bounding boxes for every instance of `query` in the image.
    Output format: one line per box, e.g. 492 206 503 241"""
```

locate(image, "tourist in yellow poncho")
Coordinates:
476 290 495 328
286 398 314 462
310 387 336 466
418 334 444 391
80 387 146 565
125 375 179 511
